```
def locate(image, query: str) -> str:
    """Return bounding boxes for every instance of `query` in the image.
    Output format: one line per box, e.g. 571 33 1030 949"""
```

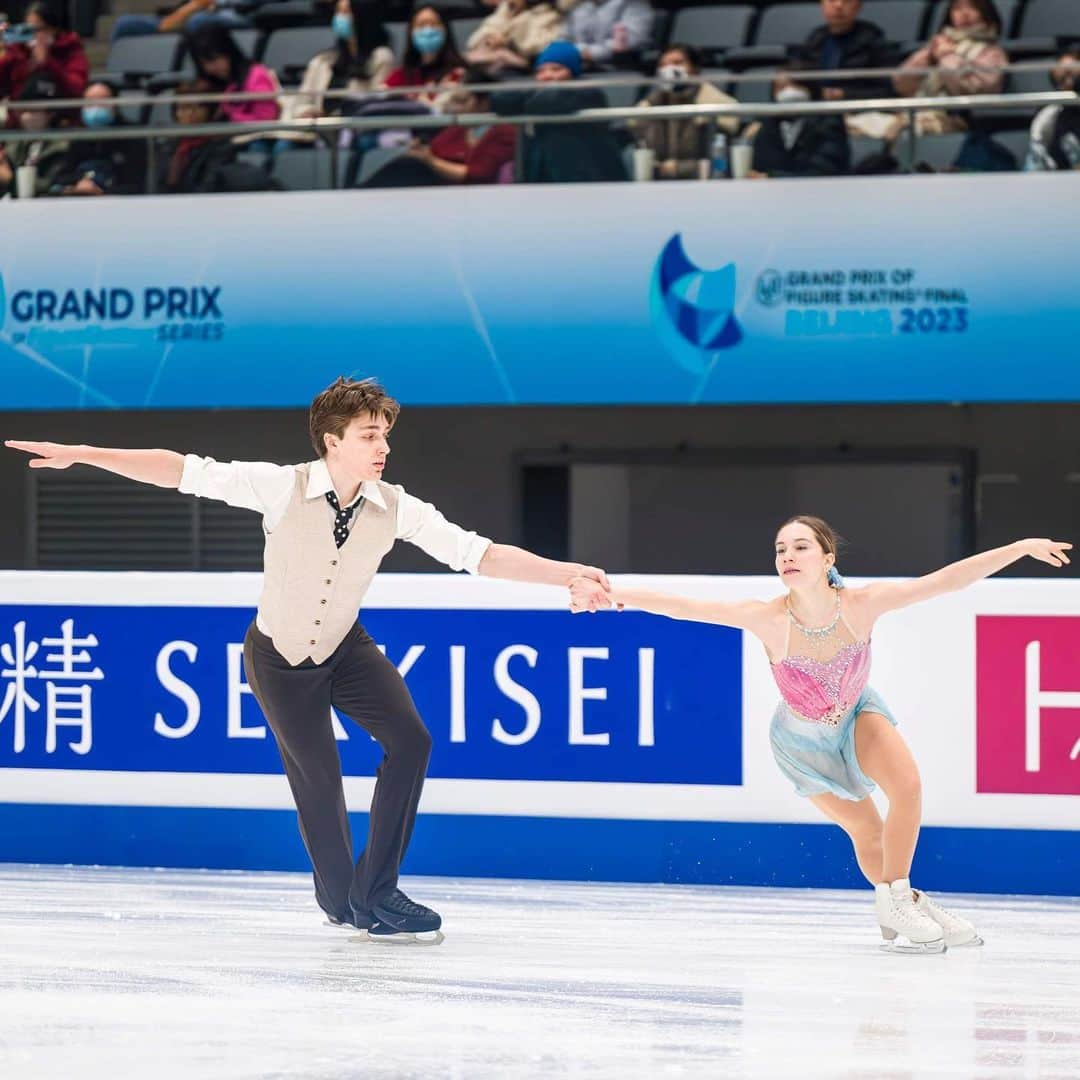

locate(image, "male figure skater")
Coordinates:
7 377 610 942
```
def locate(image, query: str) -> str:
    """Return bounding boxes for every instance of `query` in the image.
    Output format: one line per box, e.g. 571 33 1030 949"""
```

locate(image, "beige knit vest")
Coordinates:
258 465 399 665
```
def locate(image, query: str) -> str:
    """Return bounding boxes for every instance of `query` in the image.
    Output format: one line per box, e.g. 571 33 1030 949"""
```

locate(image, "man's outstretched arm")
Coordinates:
478 543 609 590
5 441 185 488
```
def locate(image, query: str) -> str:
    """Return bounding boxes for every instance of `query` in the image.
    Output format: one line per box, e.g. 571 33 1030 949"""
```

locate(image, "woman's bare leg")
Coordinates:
808 791 885 885
854 710 923 883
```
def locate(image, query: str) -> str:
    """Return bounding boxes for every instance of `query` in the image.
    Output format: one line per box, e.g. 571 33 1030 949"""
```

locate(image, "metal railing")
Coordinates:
2 61 1078 194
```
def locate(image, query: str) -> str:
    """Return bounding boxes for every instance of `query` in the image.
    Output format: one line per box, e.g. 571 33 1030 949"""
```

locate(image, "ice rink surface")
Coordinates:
1 865 1077 1080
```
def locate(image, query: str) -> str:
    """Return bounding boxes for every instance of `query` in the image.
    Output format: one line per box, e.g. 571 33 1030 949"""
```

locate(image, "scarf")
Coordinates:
919 24 999 97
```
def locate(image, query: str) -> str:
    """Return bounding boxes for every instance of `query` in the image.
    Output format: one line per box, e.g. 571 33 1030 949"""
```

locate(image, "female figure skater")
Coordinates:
570 517 1072 952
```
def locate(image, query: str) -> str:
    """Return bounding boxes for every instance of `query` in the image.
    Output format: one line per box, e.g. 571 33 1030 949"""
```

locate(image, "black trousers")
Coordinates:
243 621 432 919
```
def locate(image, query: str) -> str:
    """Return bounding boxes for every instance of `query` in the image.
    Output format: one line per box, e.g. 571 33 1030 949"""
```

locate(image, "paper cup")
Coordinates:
632 147 655 182
15 163 37 199
730 143 753 180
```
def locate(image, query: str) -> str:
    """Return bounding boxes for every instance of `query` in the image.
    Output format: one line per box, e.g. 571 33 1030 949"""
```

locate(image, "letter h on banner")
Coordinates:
977 616 1080 795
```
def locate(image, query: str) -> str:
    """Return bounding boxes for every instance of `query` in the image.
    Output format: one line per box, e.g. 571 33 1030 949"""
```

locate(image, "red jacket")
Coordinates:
430 123 516 183
0 31 89 103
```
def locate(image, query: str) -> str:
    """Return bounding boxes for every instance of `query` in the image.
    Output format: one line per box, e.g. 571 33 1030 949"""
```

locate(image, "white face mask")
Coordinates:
776 86 811 104
658 65 689 87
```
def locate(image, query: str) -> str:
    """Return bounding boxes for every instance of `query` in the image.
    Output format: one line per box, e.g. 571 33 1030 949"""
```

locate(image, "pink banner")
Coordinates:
976 616 1080 796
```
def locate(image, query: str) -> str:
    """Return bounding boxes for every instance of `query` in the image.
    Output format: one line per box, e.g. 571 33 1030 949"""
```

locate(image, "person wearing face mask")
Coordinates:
1025 44 1080 172
630 45 738 180
746 66 850 179
465 0 565 76
280 0 395 133
892 0 1007 137
0 72 71 196
382 4 465 101
48 81 148 195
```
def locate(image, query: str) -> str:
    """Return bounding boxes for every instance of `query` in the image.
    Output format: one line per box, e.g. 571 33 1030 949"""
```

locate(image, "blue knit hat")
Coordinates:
535 40 582 78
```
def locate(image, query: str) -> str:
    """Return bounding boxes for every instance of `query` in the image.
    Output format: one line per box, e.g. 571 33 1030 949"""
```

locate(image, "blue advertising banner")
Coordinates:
2 174 1077 409
0 604 742 786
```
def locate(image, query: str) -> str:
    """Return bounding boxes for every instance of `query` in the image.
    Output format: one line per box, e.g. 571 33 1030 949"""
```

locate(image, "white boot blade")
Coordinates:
879 930 948 955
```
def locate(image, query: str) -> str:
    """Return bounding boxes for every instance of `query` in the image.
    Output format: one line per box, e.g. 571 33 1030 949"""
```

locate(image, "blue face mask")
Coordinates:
331 12 353 40
411 26 445 54
81 105 114 128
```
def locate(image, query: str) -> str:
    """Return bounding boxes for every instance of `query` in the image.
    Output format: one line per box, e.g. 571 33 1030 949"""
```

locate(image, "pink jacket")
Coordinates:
893 38 1007 98
222 64 280 123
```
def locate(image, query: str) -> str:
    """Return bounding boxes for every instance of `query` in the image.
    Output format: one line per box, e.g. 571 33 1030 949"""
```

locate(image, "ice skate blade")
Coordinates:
947 933 984 948
879 937 948 955
363 929 444 947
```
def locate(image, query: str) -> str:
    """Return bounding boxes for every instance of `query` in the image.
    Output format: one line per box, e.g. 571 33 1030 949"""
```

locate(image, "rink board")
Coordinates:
1 572 1078 894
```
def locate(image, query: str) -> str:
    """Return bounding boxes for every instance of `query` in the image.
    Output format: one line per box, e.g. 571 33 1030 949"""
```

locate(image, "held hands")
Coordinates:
4 440 84 469
569 576 611 613
1020 538 1072 567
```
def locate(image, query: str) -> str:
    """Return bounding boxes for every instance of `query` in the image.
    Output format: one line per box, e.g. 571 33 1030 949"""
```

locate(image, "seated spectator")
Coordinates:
0 72 71 195
892 0 1007 135
747 66 850 178
381 68 516 183
631 44 738 179
795 0 894 102
563 0 653 71
382 5 465 102
465 0 565 76
490 41 627 182
157 79 237 192
0 1 88 108
50 81 148 194
282 0 395 126
188 22 280 123
1026 44 1080 171
112 0 251 41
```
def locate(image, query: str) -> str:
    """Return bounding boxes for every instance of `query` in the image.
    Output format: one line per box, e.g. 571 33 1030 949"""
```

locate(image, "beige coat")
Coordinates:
467 1 565 60
282 45 397 123
893 28 1007 135
631 81 739 177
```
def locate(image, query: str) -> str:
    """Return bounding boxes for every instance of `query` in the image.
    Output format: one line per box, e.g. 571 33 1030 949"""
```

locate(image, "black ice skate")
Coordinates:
368 889 445 945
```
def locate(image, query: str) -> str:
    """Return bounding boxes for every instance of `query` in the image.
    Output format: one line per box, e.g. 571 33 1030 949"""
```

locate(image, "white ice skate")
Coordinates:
874 878 947 954
913 889 983 947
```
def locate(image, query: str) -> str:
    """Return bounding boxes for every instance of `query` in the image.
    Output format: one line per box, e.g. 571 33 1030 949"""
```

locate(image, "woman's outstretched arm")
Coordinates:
571 577 772 634
857 538 1072 622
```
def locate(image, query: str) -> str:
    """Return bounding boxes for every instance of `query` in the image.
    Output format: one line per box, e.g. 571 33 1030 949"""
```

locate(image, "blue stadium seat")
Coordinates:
271 145 334 190
104 33 183 83
667 5 755 56
753 3 826 47
1020 0 1080 39
385 21 407 58
909 130 968 171
452 16 483 50
861 0 928 42
262 26 336 81
733 65 778 105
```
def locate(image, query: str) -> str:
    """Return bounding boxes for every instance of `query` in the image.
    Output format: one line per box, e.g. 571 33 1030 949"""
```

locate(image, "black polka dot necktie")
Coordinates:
325 491 362 548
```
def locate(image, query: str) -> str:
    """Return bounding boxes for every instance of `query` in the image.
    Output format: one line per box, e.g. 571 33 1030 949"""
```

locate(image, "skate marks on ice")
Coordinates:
0 866 1078 1079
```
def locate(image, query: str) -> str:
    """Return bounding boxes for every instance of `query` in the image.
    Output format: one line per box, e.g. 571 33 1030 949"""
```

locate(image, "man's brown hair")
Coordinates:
309 377 400 458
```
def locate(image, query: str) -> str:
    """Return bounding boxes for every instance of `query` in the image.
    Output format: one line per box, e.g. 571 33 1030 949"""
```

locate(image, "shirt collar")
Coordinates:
306 459 387 510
